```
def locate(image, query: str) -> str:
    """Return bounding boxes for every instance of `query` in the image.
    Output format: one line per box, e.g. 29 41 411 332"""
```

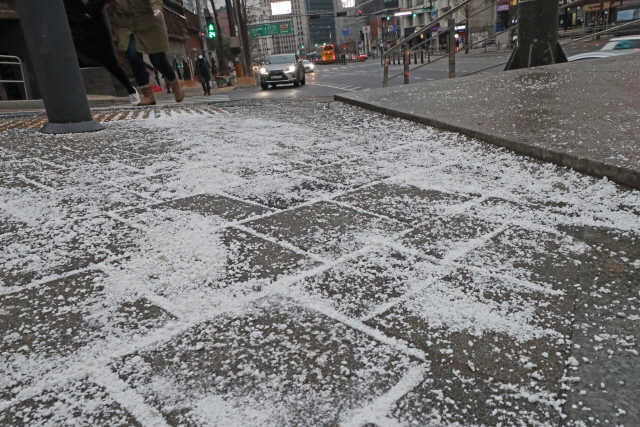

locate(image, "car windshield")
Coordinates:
266 55 295 64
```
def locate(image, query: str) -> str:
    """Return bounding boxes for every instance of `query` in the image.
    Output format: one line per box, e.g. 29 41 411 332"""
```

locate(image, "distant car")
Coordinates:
302 60 315 73
259 54 306 90
568 36 640 61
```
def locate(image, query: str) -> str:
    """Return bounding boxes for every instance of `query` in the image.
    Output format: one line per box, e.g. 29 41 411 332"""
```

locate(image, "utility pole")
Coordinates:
15 0 103 134
505 0 567 70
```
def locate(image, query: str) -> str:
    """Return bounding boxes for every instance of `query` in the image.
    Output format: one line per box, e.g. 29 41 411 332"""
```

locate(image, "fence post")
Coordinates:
14 0 104 134
404 50 410 84
383 58 389 87
448 18 455 79
421 50 424 63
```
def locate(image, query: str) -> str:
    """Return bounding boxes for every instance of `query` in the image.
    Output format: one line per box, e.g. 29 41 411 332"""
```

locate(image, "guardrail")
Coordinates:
0 55 28 100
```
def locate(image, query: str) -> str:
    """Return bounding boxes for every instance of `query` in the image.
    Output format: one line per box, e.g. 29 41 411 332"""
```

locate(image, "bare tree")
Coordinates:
233 0 253 75
209 0 226 69
452 0 480 54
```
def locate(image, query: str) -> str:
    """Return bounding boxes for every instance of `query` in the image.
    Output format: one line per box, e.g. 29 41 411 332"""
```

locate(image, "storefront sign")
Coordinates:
583 1 610 11
249 21 292 37
497 4 509 11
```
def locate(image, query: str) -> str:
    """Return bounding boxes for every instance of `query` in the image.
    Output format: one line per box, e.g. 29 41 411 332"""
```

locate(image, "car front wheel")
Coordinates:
293 77 300 87
261 82 268 90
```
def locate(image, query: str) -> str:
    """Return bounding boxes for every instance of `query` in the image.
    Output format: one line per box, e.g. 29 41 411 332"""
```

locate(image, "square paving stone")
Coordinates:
336 183 473 224
216 227 322 288
462 225 585 289
386 365 562 426
124 194 272 225
0 379 141 427
558 225 640 426
301 160 389 188
116 173 183 201
0 215 141 288
364 268 576 392
227 173 343 210
0 271 175 401
402 213 499 259
296 249 436 319
244 201 408 260
112 297 417 427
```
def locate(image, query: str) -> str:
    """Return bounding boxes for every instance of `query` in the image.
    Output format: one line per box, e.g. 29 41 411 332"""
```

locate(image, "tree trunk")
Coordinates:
209 0 225 69
234 0 253 76
465 16 469 54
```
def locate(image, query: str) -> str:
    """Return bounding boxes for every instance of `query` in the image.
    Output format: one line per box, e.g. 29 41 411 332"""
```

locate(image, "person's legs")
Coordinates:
149 52 182 102
201 79 207 94
148 53 176 81
204 79 211 94
126 35 150 86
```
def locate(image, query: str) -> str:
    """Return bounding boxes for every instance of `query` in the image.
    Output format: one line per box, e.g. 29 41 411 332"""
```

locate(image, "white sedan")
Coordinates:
568 36 640 61
302 60 315 73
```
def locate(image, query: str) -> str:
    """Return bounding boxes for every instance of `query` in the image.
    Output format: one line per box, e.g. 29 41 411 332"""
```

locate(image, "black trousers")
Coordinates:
126 35 176 86
201 79 211 93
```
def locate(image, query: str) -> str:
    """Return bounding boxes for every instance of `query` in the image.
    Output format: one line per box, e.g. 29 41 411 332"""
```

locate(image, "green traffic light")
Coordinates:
386 16 390 20
206 23 217 39
412 13 417 17
314 43 318 46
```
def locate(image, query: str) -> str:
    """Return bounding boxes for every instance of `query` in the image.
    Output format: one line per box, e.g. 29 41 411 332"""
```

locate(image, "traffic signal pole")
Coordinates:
505 0 567 70
15 0 104 134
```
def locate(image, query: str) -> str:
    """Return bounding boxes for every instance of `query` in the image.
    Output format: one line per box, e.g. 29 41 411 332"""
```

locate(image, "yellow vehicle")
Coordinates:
316 45 336 64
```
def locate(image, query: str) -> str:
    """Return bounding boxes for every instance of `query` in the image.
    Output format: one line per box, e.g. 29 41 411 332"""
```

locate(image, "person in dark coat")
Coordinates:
63 0 140 105
195 53 212 95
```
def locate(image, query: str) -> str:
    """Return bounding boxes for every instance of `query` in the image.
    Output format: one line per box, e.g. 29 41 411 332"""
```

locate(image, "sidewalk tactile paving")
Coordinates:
0 105 231 132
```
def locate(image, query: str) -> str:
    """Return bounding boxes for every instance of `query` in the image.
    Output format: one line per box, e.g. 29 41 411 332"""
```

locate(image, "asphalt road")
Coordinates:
226 41 604 101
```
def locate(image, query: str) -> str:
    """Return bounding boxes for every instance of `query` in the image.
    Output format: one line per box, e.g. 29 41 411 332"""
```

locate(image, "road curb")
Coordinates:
334 93 640 190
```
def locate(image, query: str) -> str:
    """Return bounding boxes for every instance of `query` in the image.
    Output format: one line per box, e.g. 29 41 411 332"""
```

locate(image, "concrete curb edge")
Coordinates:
334 93 640 191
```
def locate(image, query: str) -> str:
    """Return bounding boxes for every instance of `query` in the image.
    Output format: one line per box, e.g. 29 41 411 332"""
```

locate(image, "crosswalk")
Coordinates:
306 83 362 92
156 94 229 105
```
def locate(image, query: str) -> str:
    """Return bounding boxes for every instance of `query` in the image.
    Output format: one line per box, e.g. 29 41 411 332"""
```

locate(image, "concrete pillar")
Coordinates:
505 0 568 70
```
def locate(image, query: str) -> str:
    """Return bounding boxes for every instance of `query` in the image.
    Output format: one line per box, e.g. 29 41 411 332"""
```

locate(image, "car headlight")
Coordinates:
309 63 314 69
287 65 296 73
260 67 268 75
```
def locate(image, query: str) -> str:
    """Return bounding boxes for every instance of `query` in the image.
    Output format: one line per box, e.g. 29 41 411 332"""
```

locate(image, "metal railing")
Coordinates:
0 55 28 100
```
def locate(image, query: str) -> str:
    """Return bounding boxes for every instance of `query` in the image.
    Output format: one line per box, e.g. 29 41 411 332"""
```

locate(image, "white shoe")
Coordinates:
129 88 140 105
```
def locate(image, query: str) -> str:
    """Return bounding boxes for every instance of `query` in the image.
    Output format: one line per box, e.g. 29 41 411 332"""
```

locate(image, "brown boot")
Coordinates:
137 84 156 106
169 79 184 102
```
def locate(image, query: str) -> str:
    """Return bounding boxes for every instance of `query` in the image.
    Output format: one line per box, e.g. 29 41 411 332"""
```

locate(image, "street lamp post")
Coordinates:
14 0 104 134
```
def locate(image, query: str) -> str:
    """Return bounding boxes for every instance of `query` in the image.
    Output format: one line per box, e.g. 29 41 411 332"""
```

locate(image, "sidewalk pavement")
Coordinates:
336 52 640 190
0 99 639 426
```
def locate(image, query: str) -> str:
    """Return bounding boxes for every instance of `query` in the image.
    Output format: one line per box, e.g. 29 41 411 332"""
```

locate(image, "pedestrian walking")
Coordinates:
113 0 183 105
195 53 212 95
63 0 140 105
228 60 233 71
